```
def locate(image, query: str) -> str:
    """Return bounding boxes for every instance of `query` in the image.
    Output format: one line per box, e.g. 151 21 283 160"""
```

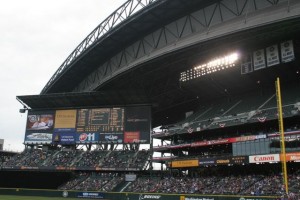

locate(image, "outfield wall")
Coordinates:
0 188 280 200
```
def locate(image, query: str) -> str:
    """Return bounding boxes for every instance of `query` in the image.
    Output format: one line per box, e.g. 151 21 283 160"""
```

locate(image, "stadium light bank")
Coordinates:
180 52 239 82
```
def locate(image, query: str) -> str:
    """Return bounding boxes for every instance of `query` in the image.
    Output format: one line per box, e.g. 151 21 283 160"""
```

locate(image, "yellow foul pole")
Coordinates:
275 77 288 194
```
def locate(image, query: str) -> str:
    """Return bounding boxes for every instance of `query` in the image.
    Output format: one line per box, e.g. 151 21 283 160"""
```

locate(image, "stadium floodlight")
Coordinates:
180 52 239 82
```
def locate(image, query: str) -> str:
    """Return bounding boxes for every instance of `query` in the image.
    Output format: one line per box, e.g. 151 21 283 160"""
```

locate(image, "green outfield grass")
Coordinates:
0 195 80 200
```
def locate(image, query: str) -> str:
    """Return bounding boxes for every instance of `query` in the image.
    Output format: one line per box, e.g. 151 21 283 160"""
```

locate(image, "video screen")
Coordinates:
26 112 54 131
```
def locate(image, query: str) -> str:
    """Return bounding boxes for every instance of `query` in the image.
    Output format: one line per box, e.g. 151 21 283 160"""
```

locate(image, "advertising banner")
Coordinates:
191 135 266 148
137 194 163 200
230 156 248 165
54 110 76 132
191 138 234 147
171 160 199 168
199 158 215 166
124 106 151 143
199 156 248 166
253 49 266 70
281 40 294 63
249 154 280 163
191 141 208 147
52 133 76 145
124 131 140 143
179 196 276 200
76 132 99 143
125 174 137 181
266 45 279 67
24 132 52 144
169 144 191 149
25 111 55 144
99 132 123 143
215 157 231 165
77 192 104 199
283 152 300 161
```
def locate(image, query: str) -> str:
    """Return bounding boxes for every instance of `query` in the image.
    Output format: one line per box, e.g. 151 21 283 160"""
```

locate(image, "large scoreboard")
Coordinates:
24 106 151 145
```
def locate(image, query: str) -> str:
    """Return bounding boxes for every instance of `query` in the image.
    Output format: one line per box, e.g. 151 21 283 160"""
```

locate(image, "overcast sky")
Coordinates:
0 0 126 151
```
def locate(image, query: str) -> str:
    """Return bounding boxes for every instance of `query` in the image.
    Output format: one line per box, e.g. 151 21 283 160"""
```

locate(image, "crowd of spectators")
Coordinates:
125 176 162 193
0 153 16 167
1 152 24 166
45 150 81 167
243 173 300 197
125 175 262 194
59 172 123 192
100 150 136 168
124 173 299 197
129 150 150 169
58 168 299 197
59 172 89 190
2 147 300 198
123 164 300 197
55 168 300 197
75 151 108 167
22 149 55 167
2 149 150 169
3 149 55 167
101 175 123 192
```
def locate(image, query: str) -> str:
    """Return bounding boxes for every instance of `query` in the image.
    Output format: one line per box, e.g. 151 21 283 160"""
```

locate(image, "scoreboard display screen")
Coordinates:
24 106 151 144
76 108 124 132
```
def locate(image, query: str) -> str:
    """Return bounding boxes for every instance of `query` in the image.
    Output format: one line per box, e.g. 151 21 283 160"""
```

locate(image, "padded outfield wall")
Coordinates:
0 188 279 200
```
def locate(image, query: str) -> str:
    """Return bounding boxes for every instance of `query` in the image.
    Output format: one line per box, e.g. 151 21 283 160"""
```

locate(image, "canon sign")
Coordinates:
249 154 280 163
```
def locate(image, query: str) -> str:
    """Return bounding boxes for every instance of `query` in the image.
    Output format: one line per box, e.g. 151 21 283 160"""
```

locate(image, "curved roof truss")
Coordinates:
41 0 159 94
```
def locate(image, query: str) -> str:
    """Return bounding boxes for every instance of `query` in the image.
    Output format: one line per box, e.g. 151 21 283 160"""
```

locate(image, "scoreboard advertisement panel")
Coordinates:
99 132 123 143
54 110 77 132
124 106 151 143
76 132 100 144
24 106 151 144
52 132 76 145
24 110 55 144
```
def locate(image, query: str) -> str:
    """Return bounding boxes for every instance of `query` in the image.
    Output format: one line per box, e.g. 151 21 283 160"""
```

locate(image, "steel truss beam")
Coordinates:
41 0 159 94
74 0 296 93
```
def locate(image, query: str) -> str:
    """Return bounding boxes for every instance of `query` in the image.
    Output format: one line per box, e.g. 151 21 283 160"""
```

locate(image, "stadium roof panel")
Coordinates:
41 0 219 94
23 0 300 126
17 90 150 110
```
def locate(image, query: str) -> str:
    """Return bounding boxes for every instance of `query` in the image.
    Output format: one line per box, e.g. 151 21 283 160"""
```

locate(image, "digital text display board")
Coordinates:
76 108 124 133
24 106 151 144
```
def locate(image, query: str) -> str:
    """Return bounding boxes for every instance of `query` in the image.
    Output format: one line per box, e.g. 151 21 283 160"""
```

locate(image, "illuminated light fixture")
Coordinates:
180 52 239 82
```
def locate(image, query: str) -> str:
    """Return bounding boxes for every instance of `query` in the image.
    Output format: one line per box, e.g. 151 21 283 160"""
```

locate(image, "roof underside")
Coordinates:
17 90 150 111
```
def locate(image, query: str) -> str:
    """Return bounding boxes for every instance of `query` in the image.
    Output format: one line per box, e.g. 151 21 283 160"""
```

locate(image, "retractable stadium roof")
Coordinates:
17 0 300 126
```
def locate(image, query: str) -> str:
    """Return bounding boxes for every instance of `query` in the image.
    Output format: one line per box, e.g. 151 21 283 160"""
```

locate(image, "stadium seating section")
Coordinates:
160 85 300 135
1 84 299 197
2 149 150 169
